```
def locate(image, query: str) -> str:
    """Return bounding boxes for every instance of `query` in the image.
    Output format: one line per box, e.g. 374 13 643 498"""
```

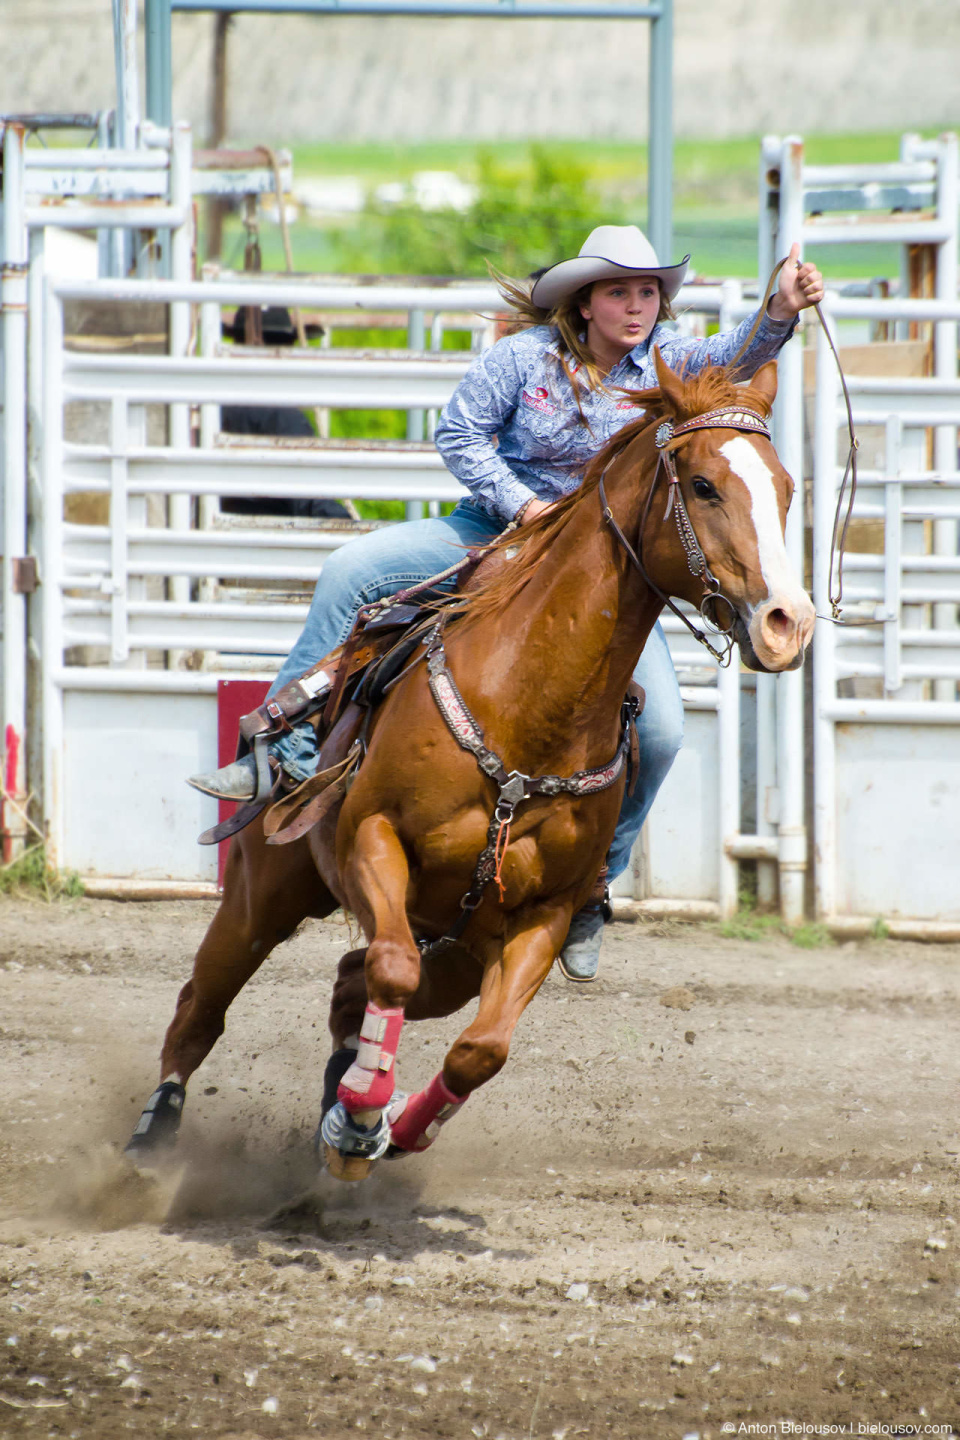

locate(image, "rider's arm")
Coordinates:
658 245 824 380
656 306 798 381
434 332 540 523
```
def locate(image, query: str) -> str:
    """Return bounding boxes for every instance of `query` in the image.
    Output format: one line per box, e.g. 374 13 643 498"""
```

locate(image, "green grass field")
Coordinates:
214 130 936 280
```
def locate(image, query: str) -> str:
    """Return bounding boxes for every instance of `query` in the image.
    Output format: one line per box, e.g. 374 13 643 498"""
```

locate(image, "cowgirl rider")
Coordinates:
191 225 824 981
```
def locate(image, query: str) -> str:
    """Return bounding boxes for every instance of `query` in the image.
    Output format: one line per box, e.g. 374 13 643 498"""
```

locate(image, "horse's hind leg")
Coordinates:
126 823 334 1160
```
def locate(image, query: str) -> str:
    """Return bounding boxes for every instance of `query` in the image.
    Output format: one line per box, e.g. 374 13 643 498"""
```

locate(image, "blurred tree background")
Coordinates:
211 133 913 282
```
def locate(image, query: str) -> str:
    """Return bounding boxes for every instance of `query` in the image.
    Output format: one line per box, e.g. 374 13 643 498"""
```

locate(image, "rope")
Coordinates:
731 255 872 629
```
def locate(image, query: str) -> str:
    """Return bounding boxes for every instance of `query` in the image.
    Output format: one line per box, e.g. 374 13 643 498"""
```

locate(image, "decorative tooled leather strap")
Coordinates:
653 408 770 584
419 628 639 961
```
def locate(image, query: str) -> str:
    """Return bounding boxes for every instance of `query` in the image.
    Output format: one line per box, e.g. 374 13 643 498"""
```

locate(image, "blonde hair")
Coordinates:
492 265 675 401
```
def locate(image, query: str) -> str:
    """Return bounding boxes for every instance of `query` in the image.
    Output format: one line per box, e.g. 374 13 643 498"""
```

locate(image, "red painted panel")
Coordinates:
216 679 269 889
2 724 21 864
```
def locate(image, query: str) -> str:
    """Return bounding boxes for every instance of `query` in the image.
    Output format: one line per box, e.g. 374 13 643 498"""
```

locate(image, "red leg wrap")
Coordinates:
337 1003 405 1115
388 1069 467 1153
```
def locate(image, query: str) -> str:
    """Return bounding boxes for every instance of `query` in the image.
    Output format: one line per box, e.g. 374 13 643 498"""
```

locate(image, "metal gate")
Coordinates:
30 269 765 913
813 295 960 936
6 122 959 929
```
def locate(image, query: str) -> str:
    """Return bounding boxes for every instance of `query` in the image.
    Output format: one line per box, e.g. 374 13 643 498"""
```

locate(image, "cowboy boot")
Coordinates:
557 866 612 983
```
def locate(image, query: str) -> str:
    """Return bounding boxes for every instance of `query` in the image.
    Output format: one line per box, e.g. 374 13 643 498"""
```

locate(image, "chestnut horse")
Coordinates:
125 353 814 1180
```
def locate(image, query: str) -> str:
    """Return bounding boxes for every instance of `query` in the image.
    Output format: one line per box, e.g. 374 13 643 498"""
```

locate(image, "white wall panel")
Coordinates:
642 709 719 903
62 690 219 880
834 722 960 922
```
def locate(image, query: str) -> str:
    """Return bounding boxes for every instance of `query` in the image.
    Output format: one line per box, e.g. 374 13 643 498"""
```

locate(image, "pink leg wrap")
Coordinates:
338 1002 405 1115
388 1069 467 1153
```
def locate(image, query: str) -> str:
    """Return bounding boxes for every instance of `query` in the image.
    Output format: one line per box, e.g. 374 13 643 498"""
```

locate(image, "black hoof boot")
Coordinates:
124 1081 186 1164
313 1048 359 1156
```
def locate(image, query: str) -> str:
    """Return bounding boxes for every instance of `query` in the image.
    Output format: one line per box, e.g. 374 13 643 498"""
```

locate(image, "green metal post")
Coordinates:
145 0 173 128
647 0 672 264
405 306 426 520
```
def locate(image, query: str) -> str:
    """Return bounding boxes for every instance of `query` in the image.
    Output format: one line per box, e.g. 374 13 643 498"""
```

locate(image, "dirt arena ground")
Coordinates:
1 895 959 1440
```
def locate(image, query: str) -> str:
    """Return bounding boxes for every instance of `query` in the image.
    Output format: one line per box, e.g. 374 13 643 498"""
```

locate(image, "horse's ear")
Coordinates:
652 346 685 414
749 360 778 413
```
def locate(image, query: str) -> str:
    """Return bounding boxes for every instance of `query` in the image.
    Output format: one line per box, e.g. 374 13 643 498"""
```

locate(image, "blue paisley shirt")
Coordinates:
434 309 797 521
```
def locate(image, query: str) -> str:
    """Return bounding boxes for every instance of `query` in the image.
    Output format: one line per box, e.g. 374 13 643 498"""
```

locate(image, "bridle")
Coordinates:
598 404 775 666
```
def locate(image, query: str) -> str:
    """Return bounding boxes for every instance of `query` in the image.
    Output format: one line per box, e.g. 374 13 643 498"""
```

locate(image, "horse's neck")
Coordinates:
465 438 663 763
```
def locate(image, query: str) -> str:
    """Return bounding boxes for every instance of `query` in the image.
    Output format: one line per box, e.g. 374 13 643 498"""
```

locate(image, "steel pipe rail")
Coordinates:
55 276 503 310
823 700 960 725
63 619 303 653
24 149 170 170
62 352 474 407
801 161 937 185
25 204 189 230
801 220 951 246
27 172 171 199
63 520 356 552
1 122 29 856
64 597 312 622
52 275 734 315
830 297 960 322
724 834 779 861
835 628 960 648
63 442 463 501
54 666 267 693
63 472 464 502
174 0 663 12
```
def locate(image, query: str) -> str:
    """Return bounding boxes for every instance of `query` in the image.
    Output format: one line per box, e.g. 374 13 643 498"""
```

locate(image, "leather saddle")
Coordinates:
198 601 448 847
200 534 645 850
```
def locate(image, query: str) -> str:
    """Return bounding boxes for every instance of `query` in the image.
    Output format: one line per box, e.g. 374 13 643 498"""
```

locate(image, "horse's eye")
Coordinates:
692 478 718 500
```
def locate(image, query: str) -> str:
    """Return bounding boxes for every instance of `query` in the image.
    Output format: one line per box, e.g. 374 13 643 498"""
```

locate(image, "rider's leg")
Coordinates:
558 620 684 982
189 501 503 798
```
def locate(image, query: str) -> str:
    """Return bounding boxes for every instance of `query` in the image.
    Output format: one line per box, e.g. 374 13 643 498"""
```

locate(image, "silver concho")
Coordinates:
654 420 674 449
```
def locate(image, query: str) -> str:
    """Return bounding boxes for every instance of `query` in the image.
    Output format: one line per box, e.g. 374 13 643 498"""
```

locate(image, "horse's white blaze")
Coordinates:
719 436 797 601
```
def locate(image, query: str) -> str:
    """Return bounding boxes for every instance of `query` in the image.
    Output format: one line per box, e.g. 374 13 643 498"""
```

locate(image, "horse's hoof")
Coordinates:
323 1143 377 1182
123 1081 186 1166
319 1101 392 1183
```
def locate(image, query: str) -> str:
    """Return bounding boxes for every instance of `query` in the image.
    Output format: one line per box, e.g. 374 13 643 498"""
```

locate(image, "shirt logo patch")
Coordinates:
522 386 556 416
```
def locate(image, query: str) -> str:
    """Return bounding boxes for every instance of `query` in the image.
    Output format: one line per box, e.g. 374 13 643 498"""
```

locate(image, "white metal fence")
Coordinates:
0 114 288 858
35 271 760 914
813 296 960 934
4 122 960 932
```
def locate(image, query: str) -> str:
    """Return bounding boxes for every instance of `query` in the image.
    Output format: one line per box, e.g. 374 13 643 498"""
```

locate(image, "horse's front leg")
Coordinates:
321 813 421 1179
387 900 573 1156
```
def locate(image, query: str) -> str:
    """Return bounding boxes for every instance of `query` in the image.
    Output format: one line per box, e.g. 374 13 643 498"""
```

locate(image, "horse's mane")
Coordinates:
458 362 772 626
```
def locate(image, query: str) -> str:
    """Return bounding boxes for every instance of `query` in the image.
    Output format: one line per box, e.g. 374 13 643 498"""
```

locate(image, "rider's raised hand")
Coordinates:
769 242 825 319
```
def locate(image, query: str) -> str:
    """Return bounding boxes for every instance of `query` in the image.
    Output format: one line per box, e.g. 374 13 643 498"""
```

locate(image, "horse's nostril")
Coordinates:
765 607 793 639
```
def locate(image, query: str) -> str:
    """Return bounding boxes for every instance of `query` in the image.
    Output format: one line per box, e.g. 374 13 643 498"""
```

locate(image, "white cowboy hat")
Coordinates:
530 225 690 309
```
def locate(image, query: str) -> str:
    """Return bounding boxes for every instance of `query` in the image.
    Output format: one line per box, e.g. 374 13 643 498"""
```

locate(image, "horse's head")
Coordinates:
647 351 815 673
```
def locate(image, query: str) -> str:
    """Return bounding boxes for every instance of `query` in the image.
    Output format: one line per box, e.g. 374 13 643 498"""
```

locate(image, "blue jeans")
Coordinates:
268 500 683 883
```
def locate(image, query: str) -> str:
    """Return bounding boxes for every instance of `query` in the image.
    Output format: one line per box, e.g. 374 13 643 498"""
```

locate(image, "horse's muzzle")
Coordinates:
735 594 815 673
